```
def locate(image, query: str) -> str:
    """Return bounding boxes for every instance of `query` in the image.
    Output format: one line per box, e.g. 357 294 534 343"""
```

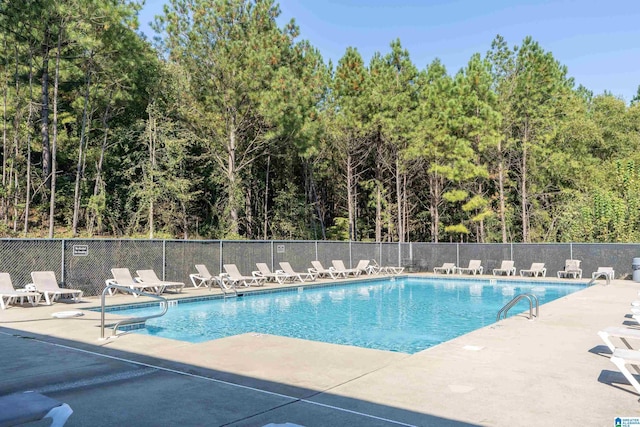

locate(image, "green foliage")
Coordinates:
0 2 637 243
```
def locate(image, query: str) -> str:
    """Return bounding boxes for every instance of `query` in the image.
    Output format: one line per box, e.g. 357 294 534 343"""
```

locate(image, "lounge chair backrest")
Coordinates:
531 263 545 270
355 260 369 270
0 272 14 292
443 263 455 269
256 263 272 275
195 264 212 278
332 260 347 270
31 271 61 291
223 264 243 279
468 260 481 269
501 260 514 270
279 262 294 274
597 267 613 273
311 261 326 271
111 268 136 286
136 270 162 282
565 259 581 270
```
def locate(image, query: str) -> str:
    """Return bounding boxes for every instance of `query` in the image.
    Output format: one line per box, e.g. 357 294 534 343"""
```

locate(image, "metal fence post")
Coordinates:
61 239 65 284
162 240 166 280
219 241 223 272
271 241 274 270
410 242 413 267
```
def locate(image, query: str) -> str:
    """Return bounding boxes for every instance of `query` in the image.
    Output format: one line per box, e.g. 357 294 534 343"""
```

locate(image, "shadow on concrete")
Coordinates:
1 326 480 427
597 370 640 398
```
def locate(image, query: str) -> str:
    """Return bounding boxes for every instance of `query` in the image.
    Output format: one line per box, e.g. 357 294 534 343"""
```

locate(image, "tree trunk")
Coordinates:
521 121 529 242
498 139 507 243
227 125 239 236
373 142 383 242
48 26 63 238
403 171 408 242
9 45 21 227
395 157 404 242
72 63 92 237
2 36 7 222
307 163 326 240
429 173 441 242
148 112 156 239
24 49 35 235
40 26 51 190
263 153 270 239
88 97 111 235
346 150 355 240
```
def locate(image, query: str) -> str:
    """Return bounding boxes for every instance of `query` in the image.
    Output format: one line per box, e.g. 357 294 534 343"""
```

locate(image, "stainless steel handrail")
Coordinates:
496 293 539 321
217 273 238 297
100 284 168 339
586 272 611 286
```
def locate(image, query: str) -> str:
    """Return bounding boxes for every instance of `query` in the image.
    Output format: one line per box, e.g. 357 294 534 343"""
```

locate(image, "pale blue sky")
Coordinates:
139 0 640 102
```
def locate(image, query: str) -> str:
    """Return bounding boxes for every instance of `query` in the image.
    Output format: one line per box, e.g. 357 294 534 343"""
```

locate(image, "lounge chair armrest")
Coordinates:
252 271 261 277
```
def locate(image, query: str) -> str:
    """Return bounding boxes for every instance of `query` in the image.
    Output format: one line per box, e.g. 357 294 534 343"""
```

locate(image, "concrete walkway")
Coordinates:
1 275 640 426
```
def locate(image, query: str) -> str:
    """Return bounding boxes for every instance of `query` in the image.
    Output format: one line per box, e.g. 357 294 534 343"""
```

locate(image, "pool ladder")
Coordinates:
496 293 539 321
100 284 169 339
586 272 611 286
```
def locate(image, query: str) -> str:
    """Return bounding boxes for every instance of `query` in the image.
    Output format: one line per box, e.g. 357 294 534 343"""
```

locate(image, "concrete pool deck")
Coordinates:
1 274 640 426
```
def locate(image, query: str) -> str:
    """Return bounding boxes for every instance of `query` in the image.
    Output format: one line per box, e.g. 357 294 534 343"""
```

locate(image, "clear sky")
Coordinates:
138 0 640 102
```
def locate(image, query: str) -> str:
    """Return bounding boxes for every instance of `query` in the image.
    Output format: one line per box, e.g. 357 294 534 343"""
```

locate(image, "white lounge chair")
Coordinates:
368 259 404 275
592 267 615 280
433 263 455 274
309 261 345 279
493 260 516 276
598 326 640 352
557 259 582 279
353 259 371 275
189 264 235 291
331 260 360 277
107 268 165 297
610 348 640 397
30 271 83 305
136 269 185 294
223 264 266 287
455 260 483 275
253 263 290 284
279 262 315 282
384 264 405 274
190 264 214 288
0 272 42 309
519 263 546 277
0 391 73 427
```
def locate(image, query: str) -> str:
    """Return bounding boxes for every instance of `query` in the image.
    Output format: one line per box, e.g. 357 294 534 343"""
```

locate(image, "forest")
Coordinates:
0 0 639 243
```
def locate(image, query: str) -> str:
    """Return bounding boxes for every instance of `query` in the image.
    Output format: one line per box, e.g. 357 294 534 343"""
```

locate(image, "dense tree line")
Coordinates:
1 0 639 243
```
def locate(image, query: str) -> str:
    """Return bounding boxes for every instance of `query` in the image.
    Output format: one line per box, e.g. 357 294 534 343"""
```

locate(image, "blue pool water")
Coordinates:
107 277 584 354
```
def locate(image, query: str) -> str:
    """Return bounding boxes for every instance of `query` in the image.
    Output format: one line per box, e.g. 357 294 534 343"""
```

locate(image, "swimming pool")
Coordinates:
107 277 584 354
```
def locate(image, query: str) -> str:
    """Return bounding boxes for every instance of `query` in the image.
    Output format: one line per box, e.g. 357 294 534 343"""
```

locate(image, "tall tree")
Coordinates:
157 0 315 237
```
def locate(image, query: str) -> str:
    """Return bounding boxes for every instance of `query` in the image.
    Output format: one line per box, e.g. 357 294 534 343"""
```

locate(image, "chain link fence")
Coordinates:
0 239 638 296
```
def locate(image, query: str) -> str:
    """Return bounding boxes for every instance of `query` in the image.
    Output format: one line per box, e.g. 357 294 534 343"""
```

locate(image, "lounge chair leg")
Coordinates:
611 356 640 397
